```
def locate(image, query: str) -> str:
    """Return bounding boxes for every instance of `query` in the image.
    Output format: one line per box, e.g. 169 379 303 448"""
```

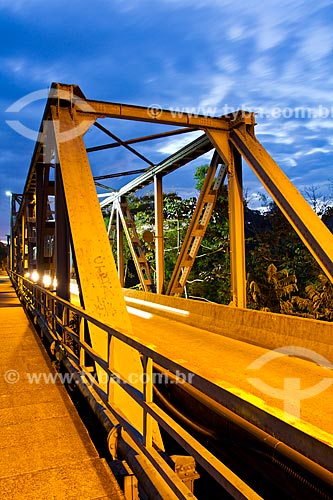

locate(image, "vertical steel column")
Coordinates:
116 208 125 287
55 165 70 301
206 129 246 307
154 174 164 294
25 196 36 272
9 195 14 272
36 165 45 276
142 355 153 447
51 104 149 438
21 213 25 274
230 128 333 282
228 147 246 307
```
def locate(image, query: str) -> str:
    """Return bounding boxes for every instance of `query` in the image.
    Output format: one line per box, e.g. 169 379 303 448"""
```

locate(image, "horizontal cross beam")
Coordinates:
100 133 213 207
75 97 254 131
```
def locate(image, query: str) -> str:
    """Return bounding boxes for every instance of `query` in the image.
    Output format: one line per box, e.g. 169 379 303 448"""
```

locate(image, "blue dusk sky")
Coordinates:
0 0 332 240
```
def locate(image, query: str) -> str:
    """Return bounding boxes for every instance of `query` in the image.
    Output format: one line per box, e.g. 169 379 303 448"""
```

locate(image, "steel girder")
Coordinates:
11 81 333 313
166 152 227 297
230 128 333 281
8 83 333 498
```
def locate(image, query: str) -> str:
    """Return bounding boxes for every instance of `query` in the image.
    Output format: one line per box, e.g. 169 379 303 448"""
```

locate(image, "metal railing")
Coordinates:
10 270 263 499
14 272 333 499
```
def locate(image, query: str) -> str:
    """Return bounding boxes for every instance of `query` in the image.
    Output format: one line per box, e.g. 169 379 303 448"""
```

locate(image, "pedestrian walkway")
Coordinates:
0 274 125 500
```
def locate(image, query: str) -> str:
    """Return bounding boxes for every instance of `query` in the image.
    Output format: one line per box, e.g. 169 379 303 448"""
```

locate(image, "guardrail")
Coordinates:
9 272 333 498
9 271 261 500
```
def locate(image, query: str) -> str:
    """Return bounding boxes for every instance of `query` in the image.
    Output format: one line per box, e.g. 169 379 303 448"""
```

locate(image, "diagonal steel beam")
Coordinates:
100 133 213 208
166 152 227 297
230 128 333 282
94 169 147 181
94 122 154 166
87 127 196 153
51 103 148 436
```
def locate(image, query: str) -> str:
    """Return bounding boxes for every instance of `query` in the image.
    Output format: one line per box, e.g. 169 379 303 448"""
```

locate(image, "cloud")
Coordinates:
0 0 37 12
0 0 332 241
305 120 333 131
299 25 333 62
216 55 239 74
304 147 331 156
199 76 233 108
227 25 247 41
0 56 68 85
282 158 297 167
156 131 203 155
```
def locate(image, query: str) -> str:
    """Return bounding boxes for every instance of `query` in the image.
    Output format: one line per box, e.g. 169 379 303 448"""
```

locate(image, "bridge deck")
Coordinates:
125 294 333 449
0 275 124 500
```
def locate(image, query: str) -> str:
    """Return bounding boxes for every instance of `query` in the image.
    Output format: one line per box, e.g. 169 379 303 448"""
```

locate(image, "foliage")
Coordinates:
248 264 333 321
293 275 333 320
103 167 333 321
245 199 322 302
248 263 298 313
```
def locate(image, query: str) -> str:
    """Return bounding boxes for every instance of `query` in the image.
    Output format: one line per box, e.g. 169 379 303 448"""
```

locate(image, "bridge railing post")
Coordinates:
142 355 153 448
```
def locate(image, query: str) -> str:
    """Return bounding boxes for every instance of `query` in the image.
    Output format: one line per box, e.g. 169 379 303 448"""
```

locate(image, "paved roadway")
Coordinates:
125 296 333 448
69 281 333 449
0 274 124 500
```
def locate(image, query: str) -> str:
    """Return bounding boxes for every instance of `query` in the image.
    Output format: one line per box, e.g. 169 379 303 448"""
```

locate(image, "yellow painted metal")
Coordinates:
114 198 152 291
51 105 129 330
21 214 26 272
116 210 125 287
51 104 146 435
143 356 153 448
154 174 165 294
205 130 247 307
231 128 333 283
227 147 246 307
149 404 262 499
77 99 232 130
166 151 227 297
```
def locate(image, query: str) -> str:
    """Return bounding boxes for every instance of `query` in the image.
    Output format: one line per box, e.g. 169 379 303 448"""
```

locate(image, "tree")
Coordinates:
186 165 231 303
102 170 333 320
245 199 322 310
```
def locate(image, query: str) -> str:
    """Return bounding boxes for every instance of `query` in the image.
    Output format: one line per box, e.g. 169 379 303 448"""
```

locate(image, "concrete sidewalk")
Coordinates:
0 275 125 500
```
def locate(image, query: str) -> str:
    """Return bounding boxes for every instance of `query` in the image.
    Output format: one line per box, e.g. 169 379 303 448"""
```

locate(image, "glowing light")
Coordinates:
24 272 30 278
5 191 11 197
53 278 57 289
31 271 39 282
42 275 52 288
126 306 152 319
70 282 79 295
124 296 190 316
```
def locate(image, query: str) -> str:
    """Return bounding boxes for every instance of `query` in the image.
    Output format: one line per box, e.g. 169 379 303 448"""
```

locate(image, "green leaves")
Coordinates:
103 167 332 319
